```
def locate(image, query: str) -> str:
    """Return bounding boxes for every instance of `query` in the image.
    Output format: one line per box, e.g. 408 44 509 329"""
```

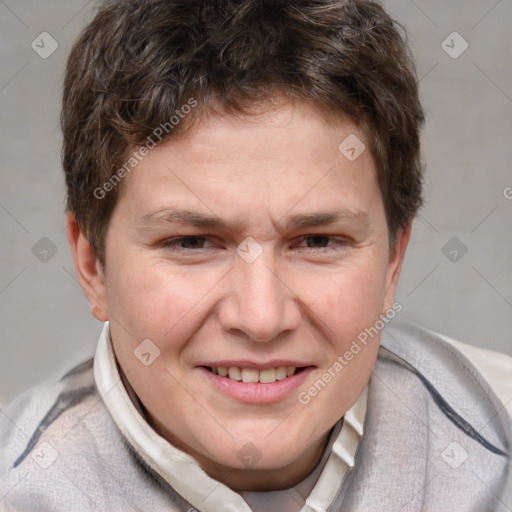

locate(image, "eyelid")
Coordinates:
161 236 216 249
160 234 351 253
294 234 352 249
295 234 349 243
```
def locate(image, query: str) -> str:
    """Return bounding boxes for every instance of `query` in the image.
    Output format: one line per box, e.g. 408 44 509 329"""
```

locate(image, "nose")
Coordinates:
217 248 301 342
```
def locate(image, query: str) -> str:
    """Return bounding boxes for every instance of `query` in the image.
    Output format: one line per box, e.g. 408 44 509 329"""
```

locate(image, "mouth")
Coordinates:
202 365 309 384
198 364 315 404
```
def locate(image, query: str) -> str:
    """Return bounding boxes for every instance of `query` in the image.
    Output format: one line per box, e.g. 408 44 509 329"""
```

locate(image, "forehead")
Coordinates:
161 99 365 169
115 99 383 231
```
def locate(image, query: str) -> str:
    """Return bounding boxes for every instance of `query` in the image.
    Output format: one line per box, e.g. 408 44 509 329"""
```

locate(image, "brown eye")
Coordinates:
294 235 351 253
163 236 211 250
304 235 330 248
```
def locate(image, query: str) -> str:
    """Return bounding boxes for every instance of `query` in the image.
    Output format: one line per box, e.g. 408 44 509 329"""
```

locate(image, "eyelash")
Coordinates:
161 235 351 253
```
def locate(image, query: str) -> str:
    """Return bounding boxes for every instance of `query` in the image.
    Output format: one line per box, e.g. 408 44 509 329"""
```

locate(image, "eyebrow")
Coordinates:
136 206 370 232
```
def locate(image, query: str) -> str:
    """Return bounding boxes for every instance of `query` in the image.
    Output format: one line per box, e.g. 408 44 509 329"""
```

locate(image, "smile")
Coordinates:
199 365 314 404
206 366 304 384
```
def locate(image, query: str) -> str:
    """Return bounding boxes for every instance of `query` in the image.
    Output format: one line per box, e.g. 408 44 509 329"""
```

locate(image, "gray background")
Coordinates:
1 0 511 405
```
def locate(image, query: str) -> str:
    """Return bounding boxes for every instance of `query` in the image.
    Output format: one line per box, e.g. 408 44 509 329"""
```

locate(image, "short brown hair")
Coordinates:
62 0 424 264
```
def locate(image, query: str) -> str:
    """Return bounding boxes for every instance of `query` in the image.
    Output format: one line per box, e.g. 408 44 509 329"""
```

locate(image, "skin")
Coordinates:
67 99 411 492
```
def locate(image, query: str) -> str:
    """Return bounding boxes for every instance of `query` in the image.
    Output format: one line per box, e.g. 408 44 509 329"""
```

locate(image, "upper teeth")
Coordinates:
211 366 297 383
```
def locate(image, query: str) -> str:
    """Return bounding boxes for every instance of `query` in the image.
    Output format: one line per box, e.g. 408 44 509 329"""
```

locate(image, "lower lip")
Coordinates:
198 367 315 404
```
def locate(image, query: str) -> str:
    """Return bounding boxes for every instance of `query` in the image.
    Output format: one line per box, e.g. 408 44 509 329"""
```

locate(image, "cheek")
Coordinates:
322 258 386 306
317 260 387 321
106 253 218 341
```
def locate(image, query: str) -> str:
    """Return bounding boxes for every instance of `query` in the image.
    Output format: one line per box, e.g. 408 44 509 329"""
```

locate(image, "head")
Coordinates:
64 0 424 490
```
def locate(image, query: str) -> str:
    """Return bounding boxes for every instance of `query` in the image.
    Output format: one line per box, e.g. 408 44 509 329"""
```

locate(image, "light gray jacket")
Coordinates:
1 322 510 511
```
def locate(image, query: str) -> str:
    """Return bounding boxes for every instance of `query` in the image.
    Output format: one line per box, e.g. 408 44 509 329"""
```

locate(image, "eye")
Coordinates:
162 236 215 251
159 234 351 255
300 235 330 248
295 235 350 251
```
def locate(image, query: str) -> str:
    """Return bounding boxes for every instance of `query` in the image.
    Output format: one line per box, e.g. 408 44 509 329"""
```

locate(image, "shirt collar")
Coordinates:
94 322 368 512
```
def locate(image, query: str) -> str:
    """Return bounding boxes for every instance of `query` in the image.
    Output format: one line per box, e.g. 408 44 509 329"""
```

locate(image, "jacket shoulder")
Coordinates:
0 358 95 474
434 330 512 417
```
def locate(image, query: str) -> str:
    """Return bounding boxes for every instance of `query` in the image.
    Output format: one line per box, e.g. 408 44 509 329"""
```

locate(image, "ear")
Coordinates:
382 221 412 314
66 211 109 322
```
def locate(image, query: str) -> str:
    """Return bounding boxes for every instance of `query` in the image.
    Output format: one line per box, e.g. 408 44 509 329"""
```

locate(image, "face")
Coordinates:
69 99 410 491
